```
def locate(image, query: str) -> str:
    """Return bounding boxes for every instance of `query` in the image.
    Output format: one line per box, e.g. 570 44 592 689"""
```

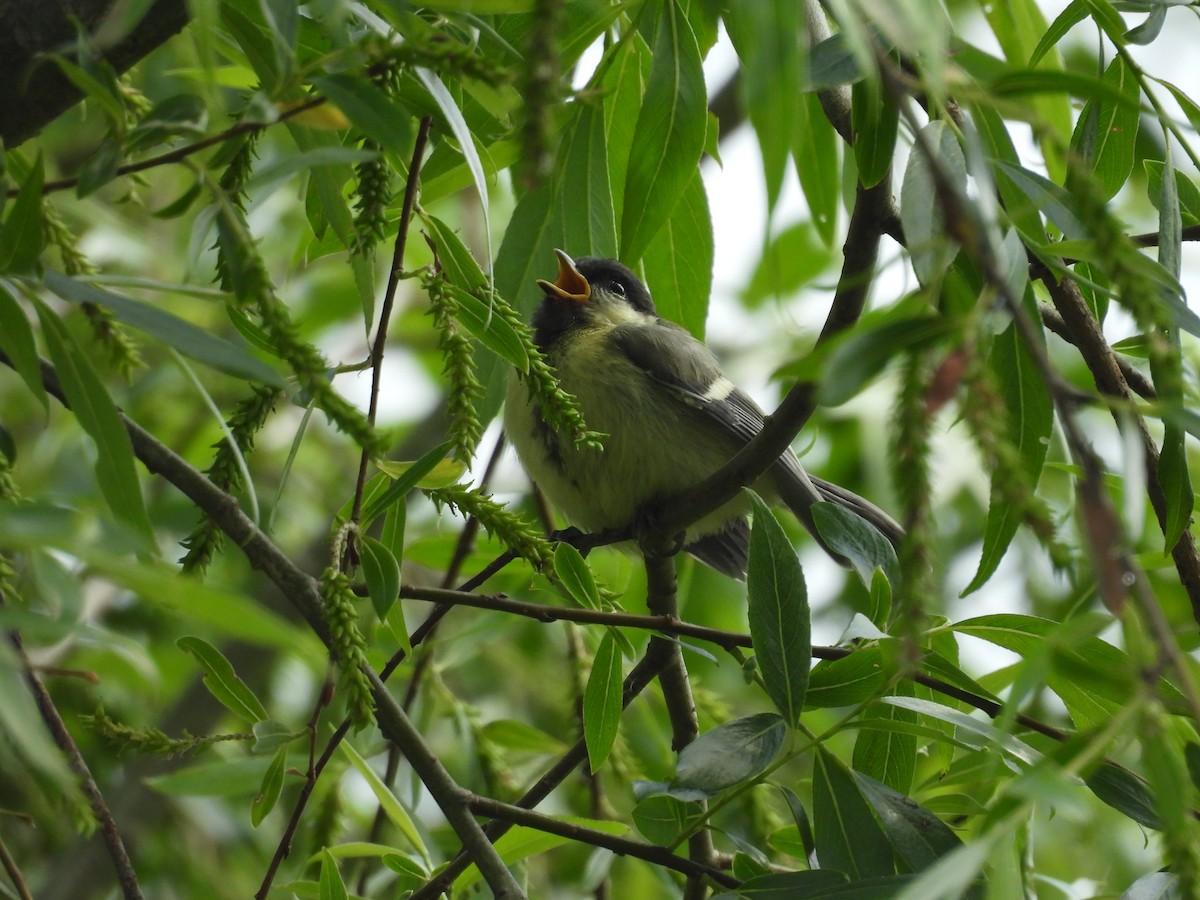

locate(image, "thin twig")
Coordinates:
467 793 740 890
0 817 35 900
349 115 434 527
6 622 143 900
13 97 326 198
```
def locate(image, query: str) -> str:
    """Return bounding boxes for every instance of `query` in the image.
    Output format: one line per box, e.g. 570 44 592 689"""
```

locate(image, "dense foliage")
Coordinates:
2 0 1200 898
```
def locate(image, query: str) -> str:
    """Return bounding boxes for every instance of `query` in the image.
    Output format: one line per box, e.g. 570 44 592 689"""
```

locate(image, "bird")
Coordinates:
504 249 903 579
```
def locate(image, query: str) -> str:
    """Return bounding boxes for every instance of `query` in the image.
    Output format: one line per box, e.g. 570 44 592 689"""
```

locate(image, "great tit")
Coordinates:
504 249 902 579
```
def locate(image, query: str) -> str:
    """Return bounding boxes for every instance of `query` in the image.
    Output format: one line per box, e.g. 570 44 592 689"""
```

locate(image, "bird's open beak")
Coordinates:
535 248 590 303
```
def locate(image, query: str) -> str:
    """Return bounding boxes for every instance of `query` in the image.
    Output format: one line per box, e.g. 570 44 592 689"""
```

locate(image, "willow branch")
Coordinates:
5 352 524 900
6 622 143 900
467 794 740 890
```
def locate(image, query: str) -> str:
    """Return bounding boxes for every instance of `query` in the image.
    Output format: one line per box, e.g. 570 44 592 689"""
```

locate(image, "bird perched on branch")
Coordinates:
504 249 902 579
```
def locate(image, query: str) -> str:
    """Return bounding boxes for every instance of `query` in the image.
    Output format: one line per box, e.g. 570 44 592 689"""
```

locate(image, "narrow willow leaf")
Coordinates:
600 30 651 226
557 98 618 260
718 870 850 898
993 161 1087 239
42 271 283 386
854 771 963 871
969 102 1047 242
177 636 269 723
778 786 817 864
671 713 787 795
851 78 898 190
962 286 1052 595
812 747 894 879
1145 161 1200 226
1126 5 1167 44
0 156 46 273
1028 0 1089 67
285 124 357 248
419 212 487 291
724 1 804 214
1085 761 1160 829
319 849 349 900
747 494 810 727
34 300 154 546
553 542 602 609
642 170 712 339
816 313 951 407
633 794 707 846
584 631 622 772
447 284 529 372
1068 56 1141 201
742 221 833 310
360 442 451 526
620 0 707 262
360 535 400 621
250 744 287 826
0 281 48 409
853 685 918 794
311 73 414 153
812 502 900 590
415 68 491 272
793 92 840 246
882 696 1042 765
339 740 432 864
806 648 886 709
901 120 966 286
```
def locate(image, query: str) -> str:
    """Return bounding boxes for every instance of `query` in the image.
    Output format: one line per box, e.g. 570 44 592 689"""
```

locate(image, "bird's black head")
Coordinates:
531 249 656 349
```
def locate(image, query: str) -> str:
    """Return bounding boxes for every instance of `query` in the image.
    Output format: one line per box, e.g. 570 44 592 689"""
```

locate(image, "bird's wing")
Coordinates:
684 519 750 579
608 320 768 443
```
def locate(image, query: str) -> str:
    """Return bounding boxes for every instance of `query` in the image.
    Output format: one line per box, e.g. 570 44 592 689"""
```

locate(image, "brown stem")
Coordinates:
6 622 143 899
349 115 435 527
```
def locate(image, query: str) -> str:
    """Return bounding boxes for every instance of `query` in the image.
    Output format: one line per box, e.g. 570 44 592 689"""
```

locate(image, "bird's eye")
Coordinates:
609 281 626 296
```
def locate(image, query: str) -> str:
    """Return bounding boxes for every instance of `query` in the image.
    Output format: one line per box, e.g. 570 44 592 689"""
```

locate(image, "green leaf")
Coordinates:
250 744 287 827
747 494 810 727
970 102 1046 242
724 1 804 213
177 636 269 724
1028 0 1089 67
583 631 622 772
310 74 414 154
1145 160 1200 227
1125 5 1167 44
642 169 712 339
815 312 951 406
553 542 603 609
556 97 619 260
318 849 349 900
360 442 451 526
620 0 708 262
632 794 707 846
806 648 886 709
600 29 652 227
813 502 900 590
900 120 966 286
1084 761 1160 829
741 221 834 309
882 696 1041 765
415 68 491 268
359 535 401 621
851 77 899 190
853 685 918 794
1068 56 1141 202
993 161 1087 240
962 286 1052 595
0 155 46 273
812 747 894 879
793 92 841 246
41 271 283 386
718 870 849 898
671 712 787 796
285 124 357 249
34 299 153 546
854 771 963 871
0 281 48 409
339 739 432 865
420 212 488 291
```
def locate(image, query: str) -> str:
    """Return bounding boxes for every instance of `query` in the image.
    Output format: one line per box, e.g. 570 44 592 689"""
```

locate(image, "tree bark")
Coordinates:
0 0 190 147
